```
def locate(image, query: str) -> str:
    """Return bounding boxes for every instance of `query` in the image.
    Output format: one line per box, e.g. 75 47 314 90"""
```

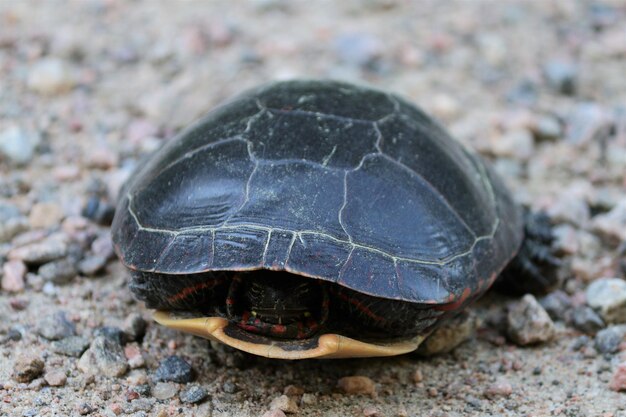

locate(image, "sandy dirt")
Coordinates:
1 1 625 416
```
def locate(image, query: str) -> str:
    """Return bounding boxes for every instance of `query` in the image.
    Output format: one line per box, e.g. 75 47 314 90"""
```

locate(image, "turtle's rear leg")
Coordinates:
494 211 562 295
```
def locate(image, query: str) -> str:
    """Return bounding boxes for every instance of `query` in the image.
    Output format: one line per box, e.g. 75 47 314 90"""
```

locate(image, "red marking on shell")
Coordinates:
271 324 287 335
166 279 223 303
334 290 386 324
435 287 472 312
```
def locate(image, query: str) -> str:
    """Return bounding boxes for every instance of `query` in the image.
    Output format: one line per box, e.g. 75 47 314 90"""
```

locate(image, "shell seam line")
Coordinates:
126 193 499 267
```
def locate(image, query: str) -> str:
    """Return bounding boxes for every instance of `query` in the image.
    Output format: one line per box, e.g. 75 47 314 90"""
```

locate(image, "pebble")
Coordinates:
0 202 20 222
94 326 125 344
531 114 562 141
333 32 383 69
539 290 572 322
484 378 513 398
27 58 76 95
591 199 626 244
543 60 578 95
51 336 90 357
0 125 38 165
37 311 76 340
109 403 123 416
412 369 423 383
261 410 286 417
44 369 67 386
2 259 27 292
29 202 64 229
78 336 129 378
179 385 208 404
9 297 28 310
565 102 610 145
38 258 77 284
507 294 555 345
124 343 146 369
337 376 376 397
222 381 238 393
547 194 590 227
125 397 155 413
151 382 179 400
416 311 476 356
77 255 108 276
0 217 29 243
571 306 605 335
13 352 45 383
595 325 626 354
75 402 94 415
490 129 535 161
610 362 626 392
586 278 626 324
85 148 118 170
283 385 304 396
551 225 580 256
122 313 147 342
154 355 195 383
362 406 383 417
9 237 68 265
301 393 316 405
270 394 299 414
91 234 115 259
81 196 116 226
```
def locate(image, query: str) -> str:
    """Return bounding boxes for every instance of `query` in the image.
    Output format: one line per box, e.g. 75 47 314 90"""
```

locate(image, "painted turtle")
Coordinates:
111 80 558 359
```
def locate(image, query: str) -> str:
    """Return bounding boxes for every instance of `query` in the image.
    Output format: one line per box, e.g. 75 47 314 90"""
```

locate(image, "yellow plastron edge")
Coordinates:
153 310 426 360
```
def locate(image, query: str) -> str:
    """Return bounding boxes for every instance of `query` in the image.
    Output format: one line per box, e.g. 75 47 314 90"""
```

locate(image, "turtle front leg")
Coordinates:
494 211 562 295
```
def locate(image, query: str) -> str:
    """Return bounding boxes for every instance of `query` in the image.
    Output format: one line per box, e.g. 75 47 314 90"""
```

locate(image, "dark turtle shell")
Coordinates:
111 80 523 306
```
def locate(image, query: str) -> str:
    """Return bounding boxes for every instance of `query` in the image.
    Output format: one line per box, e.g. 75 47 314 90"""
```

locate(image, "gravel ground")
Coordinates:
1 1 626 416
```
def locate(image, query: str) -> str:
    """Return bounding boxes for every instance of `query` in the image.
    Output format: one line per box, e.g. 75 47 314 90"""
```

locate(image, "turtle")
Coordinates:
111 80 559 359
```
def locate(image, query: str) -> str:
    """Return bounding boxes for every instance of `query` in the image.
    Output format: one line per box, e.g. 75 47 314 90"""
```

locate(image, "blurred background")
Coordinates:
1 1 625 416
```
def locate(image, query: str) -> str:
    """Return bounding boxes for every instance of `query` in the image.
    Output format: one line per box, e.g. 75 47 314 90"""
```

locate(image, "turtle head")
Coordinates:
226 272 329 339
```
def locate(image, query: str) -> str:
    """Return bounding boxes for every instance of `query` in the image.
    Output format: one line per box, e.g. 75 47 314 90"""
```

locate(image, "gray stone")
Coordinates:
591 199 626 244
38 258 77 284
77 255 107 276
154 355 195 383
586 278 626 324
9 237 68 265
94 326 125 345
490 129 535 161
532 115 562 141
0 203 21 223
51 336 90 357
0 126 38 165
595 325 626 354
333 32 383 69
122 313 147 342
152 382 179 400
543 60 578 95
416 311 476 356
37 311 76 340
565 102 611 145
270 394 299 414
0 217 29 243
180 385 209 404
27 58 76 95
571 306 605 335
507 294 555 345
78 336 128 378
539 290 572 322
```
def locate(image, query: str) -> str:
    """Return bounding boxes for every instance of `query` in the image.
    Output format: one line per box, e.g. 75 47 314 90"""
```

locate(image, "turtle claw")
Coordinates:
494 211 561 295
